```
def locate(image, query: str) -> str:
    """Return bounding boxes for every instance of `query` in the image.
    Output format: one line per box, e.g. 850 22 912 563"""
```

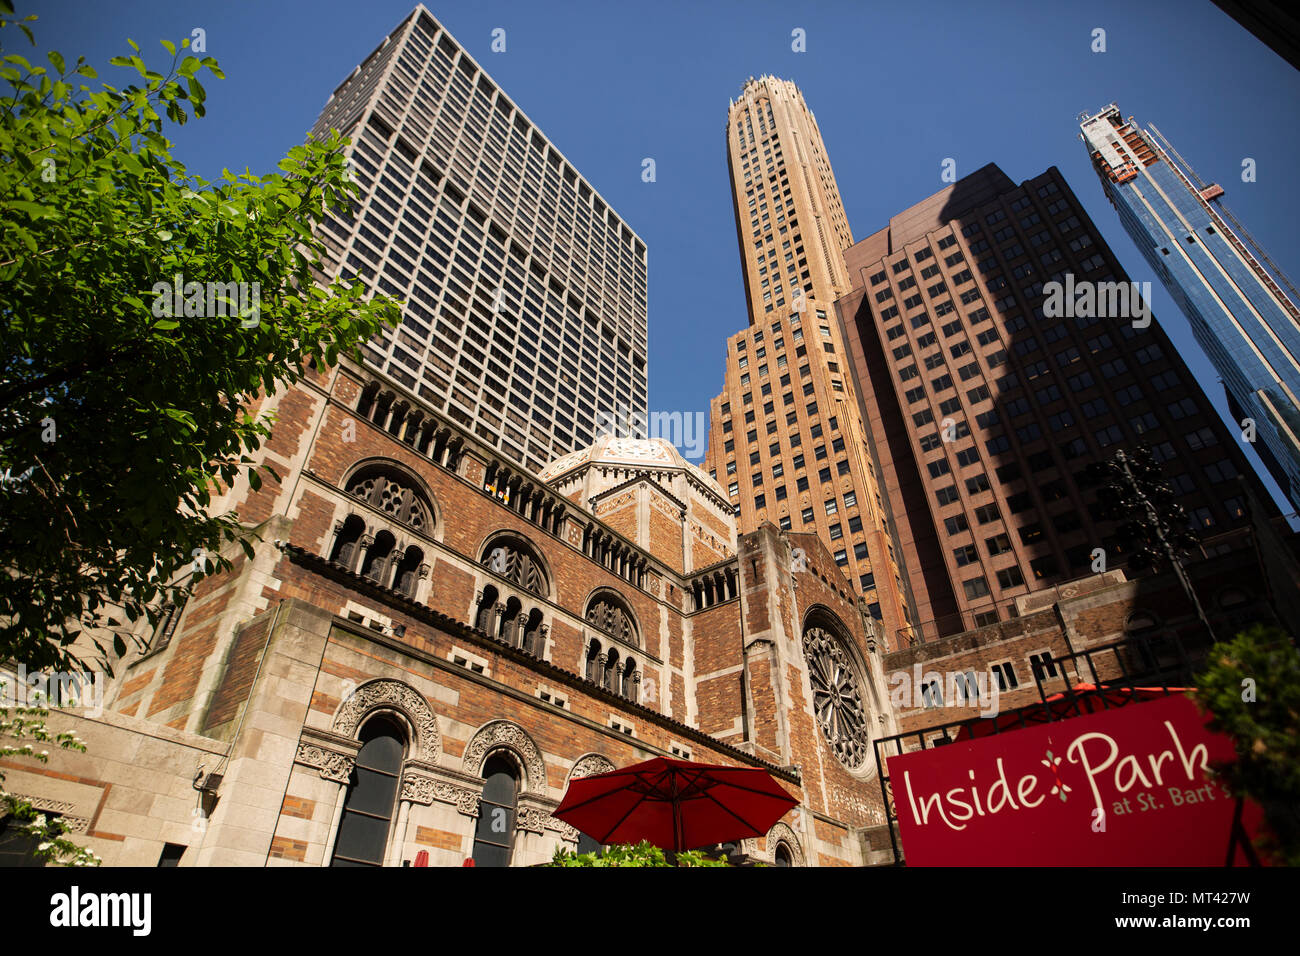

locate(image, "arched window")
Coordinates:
392 545 424 599
372 391 394 428
585 592 638 647
621 658 638 702
522 609 544 657
356 382 380 419
604 647 620 693
330 514 365 570
774 843 793 867
330 717 405 867
472 753 518 867
361 530 396 585
585 641 602 683
481 535 547 596
476 585 499 633
346 464 433 534
501 595 523 644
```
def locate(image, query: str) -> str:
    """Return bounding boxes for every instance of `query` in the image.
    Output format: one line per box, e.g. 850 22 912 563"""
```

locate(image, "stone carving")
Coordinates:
516 805 548 835
399 772 437 805
397 774 481 815
455 789 481 817
10 793 90 833
550 819 579 842
767 821 805 866
461 720 547 795
567 753 616 782
648 492 679 518
332 678 441 764
296 743 356 783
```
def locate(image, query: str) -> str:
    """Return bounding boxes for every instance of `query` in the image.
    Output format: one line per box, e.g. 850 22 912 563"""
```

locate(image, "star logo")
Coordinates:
1041 749 1072 802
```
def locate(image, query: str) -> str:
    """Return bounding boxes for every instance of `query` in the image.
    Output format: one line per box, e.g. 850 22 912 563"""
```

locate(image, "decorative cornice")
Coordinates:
589 473 686 513
398 769 479 815
295 742 355 783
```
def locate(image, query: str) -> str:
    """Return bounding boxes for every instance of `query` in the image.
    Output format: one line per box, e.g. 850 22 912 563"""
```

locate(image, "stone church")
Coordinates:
3 357 900 866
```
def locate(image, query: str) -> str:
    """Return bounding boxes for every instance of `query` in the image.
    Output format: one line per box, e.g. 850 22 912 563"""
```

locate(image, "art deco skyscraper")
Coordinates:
1079 104 1300 513
310 5 648 475
703 76 914 642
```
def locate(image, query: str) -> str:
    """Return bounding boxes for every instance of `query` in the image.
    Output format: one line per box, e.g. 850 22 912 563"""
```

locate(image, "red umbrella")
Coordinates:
553 756 798 852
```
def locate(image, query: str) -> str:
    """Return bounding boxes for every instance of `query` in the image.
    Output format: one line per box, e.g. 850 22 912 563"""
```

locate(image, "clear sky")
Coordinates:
21 0 1300 514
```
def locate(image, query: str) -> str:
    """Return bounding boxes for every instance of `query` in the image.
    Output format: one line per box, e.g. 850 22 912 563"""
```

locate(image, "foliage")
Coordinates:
1083 446 1198 572
0 680 101 865
0 3 400 674
549 840 733 867
1193 624 1300 866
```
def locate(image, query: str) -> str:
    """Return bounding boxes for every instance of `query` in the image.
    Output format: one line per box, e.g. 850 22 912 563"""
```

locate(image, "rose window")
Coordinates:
802 625 870 770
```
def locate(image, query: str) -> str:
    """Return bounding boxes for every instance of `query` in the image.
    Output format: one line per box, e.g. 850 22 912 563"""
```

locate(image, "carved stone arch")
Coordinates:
766 821 805 866
461 719 547 795
566 753 616 783
477 528 553 599
341 456 441 540
332 678 441 764
583 586 641 648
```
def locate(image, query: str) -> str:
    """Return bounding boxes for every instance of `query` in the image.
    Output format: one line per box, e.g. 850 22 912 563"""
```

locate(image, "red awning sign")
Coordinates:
888 693 1264 866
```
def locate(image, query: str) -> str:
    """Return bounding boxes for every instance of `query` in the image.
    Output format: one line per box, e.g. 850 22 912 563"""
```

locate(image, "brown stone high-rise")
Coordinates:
835 163 1280 643
703 76 913 643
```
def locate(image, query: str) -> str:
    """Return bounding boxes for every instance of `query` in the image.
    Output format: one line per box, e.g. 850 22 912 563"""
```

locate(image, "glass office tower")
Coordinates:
1080 104 1300 512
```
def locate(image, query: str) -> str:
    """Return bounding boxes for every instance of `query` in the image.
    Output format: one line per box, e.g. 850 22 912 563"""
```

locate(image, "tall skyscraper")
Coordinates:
836 163 1278 643
310 5 648 475
703 76 913 642
1079 104 1300 513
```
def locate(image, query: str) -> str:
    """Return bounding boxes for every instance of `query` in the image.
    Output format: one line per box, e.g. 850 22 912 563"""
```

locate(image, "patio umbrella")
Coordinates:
553 756 798 852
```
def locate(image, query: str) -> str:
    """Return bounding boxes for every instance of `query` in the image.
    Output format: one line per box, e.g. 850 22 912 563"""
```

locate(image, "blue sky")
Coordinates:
22 0 1300 513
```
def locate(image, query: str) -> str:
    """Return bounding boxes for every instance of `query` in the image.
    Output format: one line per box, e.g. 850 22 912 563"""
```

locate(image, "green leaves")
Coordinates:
547 840 735 866
1194 625 1300 866
0 12 397 675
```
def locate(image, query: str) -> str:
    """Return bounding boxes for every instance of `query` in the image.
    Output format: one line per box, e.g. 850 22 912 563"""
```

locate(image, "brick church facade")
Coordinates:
4 358 903 866
7 357 1294 866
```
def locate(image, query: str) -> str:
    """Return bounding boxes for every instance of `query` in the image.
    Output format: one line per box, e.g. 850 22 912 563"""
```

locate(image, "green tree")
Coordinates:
0 4 399 673
1193 624 1300 866
548 840 734 867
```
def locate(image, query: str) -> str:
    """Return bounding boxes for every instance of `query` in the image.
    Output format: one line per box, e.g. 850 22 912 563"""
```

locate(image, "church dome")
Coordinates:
539 436 724 498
